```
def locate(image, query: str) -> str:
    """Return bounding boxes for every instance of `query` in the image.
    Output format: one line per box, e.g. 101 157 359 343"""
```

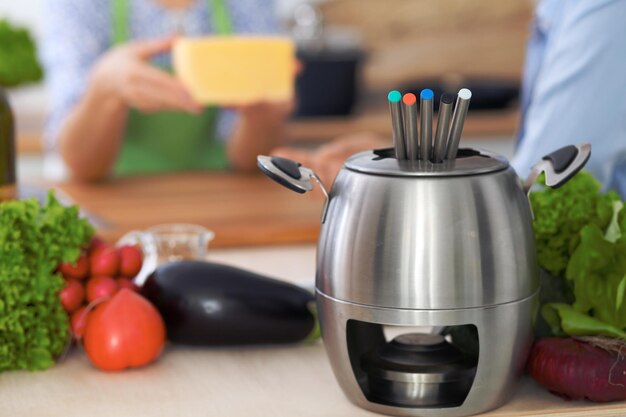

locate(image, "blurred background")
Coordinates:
1 0 533 180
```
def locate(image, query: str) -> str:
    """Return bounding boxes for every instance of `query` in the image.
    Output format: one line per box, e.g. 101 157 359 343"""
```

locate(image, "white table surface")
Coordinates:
1 245 625 417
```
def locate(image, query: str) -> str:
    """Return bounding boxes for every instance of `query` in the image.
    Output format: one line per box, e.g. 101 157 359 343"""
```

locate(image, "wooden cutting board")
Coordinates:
52 172 324 248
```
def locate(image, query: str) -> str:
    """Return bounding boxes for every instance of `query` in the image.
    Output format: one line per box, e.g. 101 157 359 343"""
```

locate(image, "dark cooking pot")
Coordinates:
288 3 364 118
295 48 364 118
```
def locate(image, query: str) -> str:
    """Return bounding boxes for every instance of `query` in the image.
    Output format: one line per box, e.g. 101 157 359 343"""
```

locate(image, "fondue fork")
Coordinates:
446 88 472 160
388 90 407 160
432 92 455 163
402 93 419 160
419 89 434 161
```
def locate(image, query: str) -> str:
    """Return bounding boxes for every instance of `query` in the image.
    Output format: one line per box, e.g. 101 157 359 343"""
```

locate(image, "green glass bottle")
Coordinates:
0 88 16 201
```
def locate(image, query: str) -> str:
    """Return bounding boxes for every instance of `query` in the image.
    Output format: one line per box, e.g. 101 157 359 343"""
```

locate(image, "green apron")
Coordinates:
111 0 232 175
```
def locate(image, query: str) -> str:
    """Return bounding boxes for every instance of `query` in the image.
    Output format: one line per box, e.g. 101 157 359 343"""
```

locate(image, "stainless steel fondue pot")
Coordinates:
258 143 590 416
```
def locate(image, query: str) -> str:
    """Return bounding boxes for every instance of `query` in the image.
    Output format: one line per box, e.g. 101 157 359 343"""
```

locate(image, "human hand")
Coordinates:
90 37 202 114
271 132 389 188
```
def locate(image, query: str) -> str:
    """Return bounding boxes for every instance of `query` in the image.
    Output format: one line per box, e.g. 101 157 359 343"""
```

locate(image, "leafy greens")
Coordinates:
531 171 626 338
0 192 93 371
0 19 43 87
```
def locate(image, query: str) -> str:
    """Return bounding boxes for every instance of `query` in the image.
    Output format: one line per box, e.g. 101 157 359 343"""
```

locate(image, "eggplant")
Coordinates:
141 260 317 346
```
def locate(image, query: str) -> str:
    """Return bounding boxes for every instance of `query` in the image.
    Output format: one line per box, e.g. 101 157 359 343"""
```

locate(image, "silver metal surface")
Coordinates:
523 143 591 194
316 291 537 417
257 155 313 193
367 378 472 408
365 366 474 384
419 96 433 161
317 164 537 309
390 100 407 160
259 145 552 416
345 149 509 178
445 91 471 160
256 155 330 223
432 99 453 163
404 100 419 161
312 173 331 223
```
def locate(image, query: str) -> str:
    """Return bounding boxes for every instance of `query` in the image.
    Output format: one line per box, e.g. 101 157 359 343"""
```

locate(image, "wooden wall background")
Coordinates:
319 0 534 89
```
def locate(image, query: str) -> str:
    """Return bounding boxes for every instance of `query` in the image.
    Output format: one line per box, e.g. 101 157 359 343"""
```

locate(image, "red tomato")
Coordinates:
116 277 139 292
59 254 90 280
70 306 89 339
117 245 143 278
59 279 85 312
83 289 165 371
86 276 119 303
90 245 120 277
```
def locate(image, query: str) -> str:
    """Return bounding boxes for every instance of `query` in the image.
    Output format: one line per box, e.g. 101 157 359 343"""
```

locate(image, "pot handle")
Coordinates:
523 144 591 194
257 155 330 223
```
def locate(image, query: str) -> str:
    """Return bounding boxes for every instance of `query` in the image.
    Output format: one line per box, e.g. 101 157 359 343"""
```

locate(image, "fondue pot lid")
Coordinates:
345 147 509 177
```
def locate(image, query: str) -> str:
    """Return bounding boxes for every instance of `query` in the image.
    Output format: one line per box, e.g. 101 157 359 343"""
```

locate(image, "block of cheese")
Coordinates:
173 36 296 105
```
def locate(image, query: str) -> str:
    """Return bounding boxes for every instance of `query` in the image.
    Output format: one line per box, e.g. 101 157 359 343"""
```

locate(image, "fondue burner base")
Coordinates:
317 291 537 417
360 331 478 408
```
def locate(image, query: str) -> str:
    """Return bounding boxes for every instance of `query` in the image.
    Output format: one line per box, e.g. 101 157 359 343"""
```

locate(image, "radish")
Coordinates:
70 306 89 339
59 254 90 280
90 245 120 277
86 276 119 303
527 337 626 402
117 245 143 278
59 279 85 312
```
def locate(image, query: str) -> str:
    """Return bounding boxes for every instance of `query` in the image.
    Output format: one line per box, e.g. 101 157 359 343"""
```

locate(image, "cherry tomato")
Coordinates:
86 276 118 303
83 289 165 371
59 279 85 312
117 245 143 278
59 253 90 280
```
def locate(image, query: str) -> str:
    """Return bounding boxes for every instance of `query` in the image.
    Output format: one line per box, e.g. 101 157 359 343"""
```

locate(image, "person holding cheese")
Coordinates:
41 0 293 182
